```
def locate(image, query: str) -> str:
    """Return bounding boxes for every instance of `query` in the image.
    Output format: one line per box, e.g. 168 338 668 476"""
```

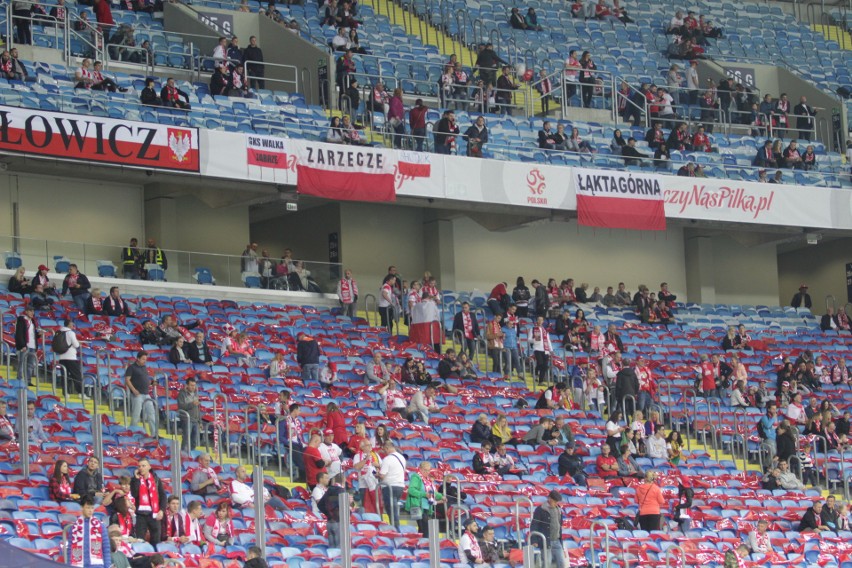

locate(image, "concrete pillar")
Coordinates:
143 186 177 249
685 235 715 304
424 218 456 291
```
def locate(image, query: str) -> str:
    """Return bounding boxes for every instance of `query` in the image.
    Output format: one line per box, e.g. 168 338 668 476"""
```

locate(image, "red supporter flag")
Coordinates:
246 134 288 169
397 150 432 178
574 168 666 231
294 140 396 202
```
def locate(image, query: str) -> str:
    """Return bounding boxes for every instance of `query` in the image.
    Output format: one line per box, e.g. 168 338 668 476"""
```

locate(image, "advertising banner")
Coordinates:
0 105 199 172
574 168 666 231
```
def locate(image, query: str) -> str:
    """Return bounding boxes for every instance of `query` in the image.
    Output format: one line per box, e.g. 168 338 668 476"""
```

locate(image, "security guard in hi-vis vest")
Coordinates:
142 237 168 279
122 237 142 280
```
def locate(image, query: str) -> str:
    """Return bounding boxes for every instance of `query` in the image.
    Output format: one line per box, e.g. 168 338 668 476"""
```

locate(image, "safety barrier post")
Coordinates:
171 437 182 503
92 413 104 476
428 516 440 568
664 544 686 568
340 491 353 568
588 520 611 568
526 531 549 568
213 393 229 458
363 294 377 327
253 461 266 551
621 394 636 423
514 495 534 544
17 387 29 478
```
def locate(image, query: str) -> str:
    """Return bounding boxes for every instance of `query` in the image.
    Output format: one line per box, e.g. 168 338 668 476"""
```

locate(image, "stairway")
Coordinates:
812 24 852 50
361 0 542 114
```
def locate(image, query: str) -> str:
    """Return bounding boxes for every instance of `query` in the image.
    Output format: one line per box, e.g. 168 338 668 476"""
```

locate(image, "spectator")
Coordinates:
617 444 644 478
353 439 381 513
459 518 484 564
60 263 92 310
15 305 39 387
125 351 156 436
405 461 443 535
325 116 344 144
303 431 327 490
203 502 235 547
538 121 557 149
406 383 440 424
525 7 542 30
160 78 190 109
465 116 488 157
230 465 287 511
635 470 664 530
451 302 479 357
210 65 229 97
190 453 222 496
565 127 594 153
621 137 647 166
92 0 113 30
387 87 406 148
296 331 321 384
594 0 621 24
646 427 667 459
495 66 519 113
69 496 111 567
530 490 565 568
557 444 586 485
578 51 597 108
666 430 684 465
610 128 626 153
409 98 428 152
799 501 828 533
55 318 83 395
524 416 558 447
791 284 812 309
433 110 460 154
176 378 200 453
227 63 251 97
378 440 406 529
529 316 553 384
130 458 167 543
595 443 618 478
509 7 526 29
470 413 492 444
50 459 81 502
242 36 264 89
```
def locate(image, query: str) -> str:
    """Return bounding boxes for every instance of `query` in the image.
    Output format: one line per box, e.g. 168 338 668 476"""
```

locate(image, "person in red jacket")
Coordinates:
691 125 712 152
596 444 619 478
697 354 716 398
323 402 349 447
93 0 113 32
409 99 428 152
303 431 327 490
487 282 509 316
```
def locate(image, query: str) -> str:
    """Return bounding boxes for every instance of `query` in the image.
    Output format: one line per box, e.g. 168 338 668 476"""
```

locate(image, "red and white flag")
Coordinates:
574 168 666 231
397 150 432 178
246 134 288 169
294 140 396 202
408 300 442 346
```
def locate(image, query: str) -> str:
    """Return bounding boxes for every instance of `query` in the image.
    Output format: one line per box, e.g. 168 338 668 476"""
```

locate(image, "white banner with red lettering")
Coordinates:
573 168 666 231
198 130 852 230
660 176 852 229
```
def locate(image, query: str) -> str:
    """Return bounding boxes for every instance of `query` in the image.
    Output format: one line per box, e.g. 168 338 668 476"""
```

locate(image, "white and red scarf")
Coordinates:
461 313 474 339
205 514 234 544
287 415 304 443
136 474 161 514
339 278 358 303
70 516 104 566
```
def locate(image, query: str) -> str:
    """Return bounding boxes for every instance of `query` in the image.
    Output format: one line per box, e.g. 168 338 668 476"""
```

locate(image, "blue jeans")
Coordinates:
327 521 340 548
17 349 37 384
301 363 319 384
637 391 651 414
381 485 404 529
131 393 157 435
550 543 566 568
181 416 199 453
72 292 91 311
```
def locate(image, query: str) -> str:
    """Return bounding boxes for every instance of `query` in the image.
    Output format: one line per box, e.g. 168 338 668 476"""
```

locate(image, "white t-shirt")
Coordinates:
647 435 667 459
379 451 406 487
660 93 674 115
320 442 342 477
786 403 806 424
57 327 80 361
311 484 327 516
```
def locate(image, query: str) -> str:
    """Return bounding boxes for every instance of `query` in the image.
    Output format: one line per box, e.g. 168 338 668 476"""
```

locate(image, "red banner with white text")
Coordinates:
0 104 199 171
294 140 397 202
574 168 666 231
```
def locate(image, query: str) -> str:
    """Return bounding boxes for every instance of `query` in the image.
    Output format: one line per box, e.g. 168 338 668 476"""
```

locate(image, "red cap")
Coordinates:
799 283 808 289
323 429 333 435
38 264 49 272
782 381 790 387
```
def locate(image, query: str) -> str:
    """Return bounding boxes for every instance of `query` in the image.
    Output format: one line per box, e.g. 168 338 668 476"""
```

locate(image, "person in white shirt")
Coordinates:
229 465 287 511
646 428 668 459
311 472 330 516
459 518 484 564
56 318 84 396
320 429 343 477
331 27 348 51
405 383 440 424
212 36 228 66
378 440 406 529
528 316 553 384
353 439 381 514
747 519 772 554
786 393 807 428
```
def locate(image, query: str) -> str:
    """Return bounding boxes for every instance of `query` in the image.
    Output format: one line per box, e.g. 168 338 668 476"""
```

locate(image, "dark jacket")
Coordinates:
139 326 163 346
437 357 459 380
72 468 104 501
798 507 822 532
8 277 31 296
791 292 812 309
243 45 264 78
140 86 160 106
775 431 796 462
557 452 584 478
210 70 228 97
530 504 562 546
604 331 624 352
15 315 39 350
470 420 491 444
130 473 168 515
615 367 639 401
533 285 548 316
244 559 269 568
318 484 345 522
61 272 91 297
168 344 189 364
452 311 480 338
187 341 213 364
296 337 321 366
103 296 131 317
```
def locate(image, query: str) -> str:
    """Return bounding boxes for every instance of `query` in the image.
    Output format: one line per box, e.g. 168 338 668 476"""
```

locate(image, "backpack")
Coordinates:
52 330 70 354
756 417 767 440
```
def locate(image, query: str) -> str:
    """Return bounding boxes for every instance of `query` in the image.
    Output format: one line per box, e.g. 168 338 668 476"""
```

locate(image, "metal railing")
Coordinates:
588 520 612 568
0 234 344 294
17 386 30 478
513 495 533 544
245 60 300 94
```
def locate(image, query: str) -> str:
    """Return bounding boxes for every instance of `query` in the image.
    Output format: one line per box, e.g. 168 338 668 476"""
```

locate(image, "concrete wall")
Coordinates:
711 236 780 306
338 203 425 291
450 217 688 298
778 238 852 307
164 3 332 106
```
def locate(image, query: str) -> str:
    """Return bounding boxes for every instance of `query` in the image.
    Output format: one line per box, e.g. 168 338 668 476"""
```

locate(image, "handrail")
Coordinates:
621 394 636 423
514 495 534 544
363 293 378 328
17 386 30 479
212 393 230 457
588 520 611 568
526 530 549 568
52 363 69 408
664 544 686 568
244 60 300 95
142 397 159 440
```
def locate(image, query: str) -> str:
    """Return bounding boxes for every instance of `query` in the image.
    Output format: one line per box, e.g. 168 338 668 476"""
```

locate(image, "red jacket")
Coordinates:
324 410 348 446
94 0 113 25
304 445 326 486
409 106 427 129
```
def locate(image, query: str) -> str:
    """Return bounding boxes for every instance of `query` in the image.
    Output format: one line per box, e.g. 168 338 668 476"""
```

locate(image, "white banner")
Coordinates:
198 129 852 230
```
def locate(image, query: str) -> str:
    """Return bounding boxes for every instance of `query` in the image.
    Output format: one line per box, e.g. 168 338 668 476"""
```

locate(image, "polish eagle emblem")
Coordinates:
168 129 192 163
